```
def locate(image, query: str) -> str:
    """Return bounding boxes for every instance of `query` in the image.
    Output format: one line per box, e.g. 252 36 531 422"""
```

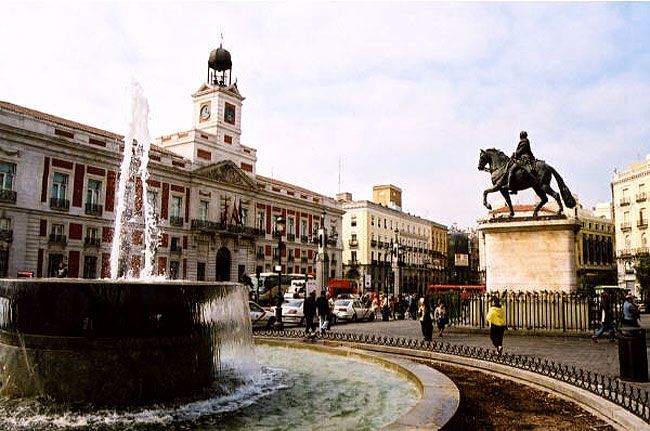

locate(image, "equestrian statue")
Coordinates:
478 131 576 218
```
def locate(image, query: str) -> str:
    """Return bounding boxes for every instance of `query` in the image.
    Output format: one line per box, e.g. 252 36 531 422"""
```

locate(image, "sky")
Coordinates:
2 1 650 229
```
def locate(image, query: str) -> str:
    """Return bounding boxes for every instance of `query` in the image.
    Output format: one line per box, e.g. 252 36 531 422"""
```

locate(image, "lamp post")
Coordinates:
273 216 286 330
382 240 393 321
392 228 402 297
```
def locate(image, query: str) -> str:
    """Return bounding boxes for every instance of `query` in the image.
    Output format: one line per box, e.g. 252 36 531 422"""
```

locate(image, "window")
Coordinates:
288 217 295 235
0 217 10 232
86 179 101 205
643 233 648 248
169 261 180 280
624 211 630 223
83 256 97 279
351 216 357 227
51 173 68 200
240 207 248 226
147 190 159 214
371 216 375 226
199 200 209 221
383 219 387 229
0 162 15 191
0 250 7 277
224 103 236 125
197 262 206 281
351 251 357 262
641 208 647 224
625 235 631 249
171 196 182 218
301 219 308 236
171 236 181 251
257 210 265 230
52 223 64 236
86 227 98 240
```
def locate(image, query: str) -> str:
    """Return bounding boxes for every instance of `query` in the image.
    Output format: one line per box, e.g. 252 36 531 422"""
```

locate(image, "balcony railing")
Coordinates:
620 222 632 232
287 255 295 262
84 237 100 247
49 234 67 245
378 241 384 248
637 192 647 202
0 189 16 204
85 203 103 216
638 220 648 230
301 235 309 243
619 197 631 207
0 229 13 242
256 252 265 259
50 197 70 211
371 259 378 265
169 216 184 226
347 259 359 266
300 257 308 263
190 219 265 237
371 240 377 247
287 233 296 241
348 239 359 248
327 238 337 247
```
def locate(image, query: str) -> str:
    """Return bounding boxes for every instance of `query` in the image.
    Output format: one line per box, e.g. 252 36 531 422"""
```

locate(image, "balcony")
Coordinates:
620 222 632 232
637 192 647 202
85 203 103 216
638 220 648 230
619 197 631 207
170 244 183 254
301 256 308 263
370 240 377 247
0 189 16 204
287 233 296 241
48 234 67 245
348 239 359 248
84 237 100 247
287 254 295 262
327 238 337 247
378 241 384 248
190 219 265 238
50 197 70 211
346 259 359 266
169 216 184 227
256 252 265 259
301 235 309 243
0 229 13 242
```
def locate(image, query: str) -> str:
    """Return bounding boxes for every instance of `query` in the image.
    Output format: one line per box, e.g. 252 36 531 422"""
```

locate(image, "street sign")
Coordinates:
364 274 371 288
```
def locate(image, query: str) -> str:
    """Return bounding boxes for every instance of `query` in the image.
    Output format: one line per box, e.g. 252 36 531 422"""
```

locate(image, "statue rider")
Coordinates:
507 130 537 194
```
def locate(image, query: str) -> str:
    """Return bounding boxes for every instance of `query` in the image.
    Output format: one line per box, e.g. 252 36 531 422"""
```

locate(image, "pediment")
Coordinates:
193 160 257 190
192 81 244 100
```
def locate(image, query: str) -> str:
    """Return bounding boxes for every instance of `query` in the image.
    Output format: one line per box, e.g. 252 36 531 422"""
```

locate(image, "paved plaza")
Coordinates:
329 318 650 387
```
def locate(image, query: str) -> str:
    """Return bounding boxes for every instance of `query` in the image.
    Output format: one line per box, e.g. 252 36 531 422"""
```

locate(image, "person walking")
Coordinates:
434 302 448 337
303 290 317 336
417 297 433 341
486 297 506 355
622 293 641 327
592 291 616 343
316 290 330 334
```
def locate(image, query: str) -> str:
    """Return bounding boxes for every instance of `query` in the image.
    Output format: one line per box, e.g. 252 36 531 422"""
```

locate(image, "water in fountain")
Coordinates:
109 80 160 279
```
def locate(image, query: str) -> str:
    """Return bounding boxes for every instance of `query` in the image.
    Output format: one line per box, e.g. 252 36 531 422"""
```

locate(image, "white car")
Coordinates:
281 298 305 325
333 299 375 322
249 301 275 329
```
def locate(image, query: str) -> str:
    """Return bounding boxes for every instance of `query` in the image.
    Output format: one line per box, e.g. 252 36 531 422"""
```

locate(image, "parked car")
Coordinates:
249 301 275 329
333 299 375 322
281 298 305 325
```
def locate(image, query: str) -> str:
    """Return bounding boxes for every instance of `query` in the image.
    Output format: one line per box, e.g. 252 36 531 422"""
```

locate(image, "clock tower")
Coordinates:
191 43 245 145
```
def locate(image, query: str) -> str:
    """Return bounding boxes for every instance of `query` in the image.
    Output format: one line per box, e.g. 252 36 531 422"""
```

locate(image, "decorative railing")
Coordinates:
287 233 296 241
371 240 377 247
638 220 648 229
348 239 359 248
256 330 650 424
256 252 265 259
621 222 632 232
48 234 67 245
300 257 308 263
0 229 13 242
620 197 631 207
84 203 103 216
169 216 184 226
0 189 16 204
170 244 183 253
301 235 309 243
190 219 265 237
50 197 69 211
84 237 100 247
425 290 626 332
637 193 647 202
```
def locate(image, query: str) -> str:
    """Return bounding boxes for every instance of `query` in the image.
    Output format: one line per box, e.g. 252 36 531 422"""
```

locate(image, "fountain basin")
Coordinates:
0 279 253 406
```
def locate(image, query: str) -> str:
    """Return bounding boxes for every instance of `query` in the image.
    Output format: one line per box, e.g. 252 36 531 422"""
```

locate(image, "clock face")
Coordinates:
200 104 211 120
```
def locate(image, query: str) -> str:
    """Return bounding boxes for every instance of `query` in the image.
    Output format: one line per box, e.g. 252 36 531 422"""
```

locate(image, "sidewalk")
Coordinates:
331 318 650 389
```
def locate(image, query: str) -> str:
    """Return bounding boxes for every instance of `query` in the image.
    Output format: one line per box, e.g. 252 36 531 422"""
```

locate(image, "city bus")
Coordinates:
248 272 311 304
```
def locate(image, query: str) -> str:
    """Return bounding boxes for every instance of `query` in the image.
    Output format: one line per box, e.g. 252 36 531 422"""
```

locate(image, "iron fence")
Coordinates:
427 291 624 332
256 330 650 424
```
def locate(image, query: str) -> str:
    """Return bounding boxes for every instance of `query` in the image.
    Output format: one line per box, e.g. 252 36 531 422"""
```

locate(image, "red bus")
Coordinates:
427 285 486 300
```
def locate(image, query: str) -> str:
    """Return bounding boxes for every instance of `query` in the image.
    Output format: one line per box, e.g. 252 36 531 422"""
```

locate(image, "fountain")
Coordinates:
0 82 256 407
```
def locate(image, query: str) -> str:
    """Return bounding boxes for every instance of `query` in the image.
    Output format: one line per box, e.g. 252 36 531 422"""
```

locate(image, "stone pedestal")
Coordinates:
478 216 580 293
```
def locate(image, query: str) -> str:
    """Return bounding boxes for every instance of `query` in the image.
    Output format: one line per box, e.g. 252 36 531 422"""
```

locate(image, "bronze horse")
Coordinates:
478 148 576 217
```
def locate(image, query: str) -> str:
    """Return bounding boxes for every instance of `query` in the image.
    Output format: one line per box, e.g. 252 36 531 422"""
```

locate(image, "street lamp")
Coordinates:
382 239 393 321
273 215 286 330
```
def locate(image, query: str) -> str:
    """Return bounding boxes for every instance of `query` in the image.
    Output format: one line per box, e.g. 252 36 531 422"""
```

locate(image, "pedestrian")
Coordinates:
303 290 317 336
372 295 381 320
592 291 616 343
622 293 641 327
316 290 330 334
417 297 433 341
56 261 68 278
434 301 448 337
486 297 506 355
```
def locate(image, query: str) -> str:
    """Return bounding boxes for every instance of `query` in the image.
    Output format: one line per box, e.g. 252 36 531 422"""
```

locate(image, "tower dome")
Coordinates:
208 45 232 72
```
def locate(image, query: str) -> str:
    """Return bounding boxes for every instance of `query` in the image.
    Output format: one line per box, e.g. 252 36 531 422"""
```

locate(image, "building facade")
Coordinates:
612 156 650 294
0 45 343 281
338 187 447 296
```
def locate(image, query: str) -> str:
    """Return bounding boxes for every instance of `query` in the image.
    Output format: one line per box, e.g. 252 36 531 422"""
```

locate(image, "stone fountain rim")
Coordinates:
0 279 241 285
255 337 459 430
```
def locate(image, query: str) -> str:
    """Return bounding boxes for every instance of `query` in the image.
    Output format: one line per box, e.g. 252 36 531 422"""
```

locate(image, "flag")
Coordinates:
231 198 240 224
